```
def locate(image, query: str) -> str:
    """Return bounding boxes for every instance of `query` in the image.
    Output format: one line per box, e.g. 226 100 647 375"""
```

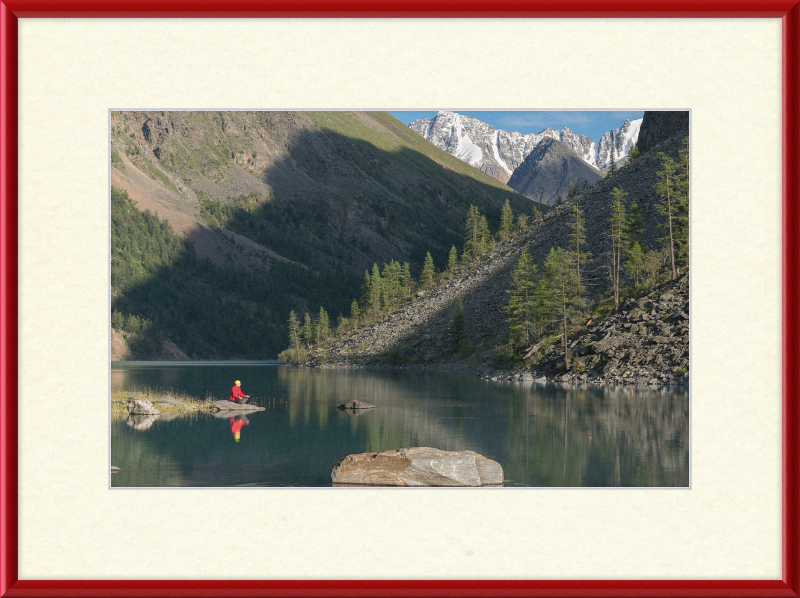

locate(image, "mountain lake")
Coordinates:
111 362 689 488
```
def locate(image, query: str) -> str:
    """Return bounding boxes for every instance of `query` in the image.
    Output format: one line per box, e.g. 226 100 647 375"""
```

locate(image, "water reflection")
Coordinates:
111 365 689 487
126 414 158 431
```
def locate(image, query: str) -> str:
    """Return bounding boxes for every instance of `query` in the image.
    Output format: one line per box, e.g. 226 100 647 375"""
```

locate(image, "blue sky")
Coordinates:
389 111 645 143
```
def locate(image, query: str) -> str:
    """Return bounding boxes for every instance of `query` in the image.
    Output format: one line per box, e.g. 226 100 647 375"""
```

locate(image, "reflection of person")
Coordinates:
230 415 249 442
230 380 250 404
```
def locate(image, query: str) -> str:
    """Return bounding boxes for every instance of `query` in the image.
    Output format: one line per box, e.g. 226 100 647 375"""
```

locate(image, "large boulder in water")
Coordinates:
331 447 503 487
126 398 160 415
337 400 375 410
209 400 265 412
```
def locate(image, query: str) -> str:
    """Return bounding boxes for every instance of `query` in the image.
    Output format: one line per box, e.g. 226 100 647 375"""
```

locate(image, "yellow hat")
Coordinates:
235 380 241 385
234 432 241 441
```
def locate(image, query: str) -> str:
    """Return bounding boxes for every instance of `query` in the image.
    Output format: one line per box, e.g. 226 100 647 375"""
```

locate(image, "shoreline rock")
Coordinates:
337 400 376 410
331 447 503 487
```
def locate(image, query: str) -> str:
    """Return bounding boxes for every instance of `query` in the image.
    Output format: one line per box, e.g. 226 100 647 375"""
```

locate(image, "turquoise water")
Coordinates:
110 363 689 488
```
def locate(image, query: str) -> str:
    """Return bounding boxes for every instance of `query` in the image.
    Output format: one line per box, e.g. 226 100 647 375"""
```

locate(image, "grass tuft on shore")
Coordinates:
111 386 216 415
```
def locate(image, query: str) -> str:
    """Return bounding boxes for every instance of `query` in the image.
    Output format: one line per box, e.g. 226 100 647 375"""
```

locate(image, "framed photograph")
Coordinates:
1 3 798 596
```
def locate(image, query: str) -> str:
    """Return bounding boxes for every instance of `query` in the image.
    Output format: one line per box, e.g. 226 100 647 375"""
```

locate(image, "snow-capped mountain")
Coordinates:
408 111 642 183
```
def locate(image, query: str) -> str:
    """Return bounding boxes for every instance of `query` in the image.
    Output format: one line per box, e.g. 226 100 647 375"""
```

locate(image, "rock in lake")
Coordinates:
331 447 503 487
152 396 194 409
209 400 265 412
126 398 160 416
337 400 375 410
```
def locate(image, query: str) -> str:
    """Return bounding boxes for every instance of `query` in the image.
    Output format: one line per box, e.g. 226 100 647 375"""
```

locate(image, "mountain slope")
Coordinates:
110 111 541 359
304 125 690 384
506 138 604 205
409 111 642 183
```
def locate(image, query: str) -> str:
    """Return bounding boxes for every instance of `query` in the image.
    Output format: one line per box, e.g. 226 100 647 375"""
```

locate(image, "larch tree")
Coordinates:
287 310 301 357
505 249 538 349
401 262 413 299
609 140 616 174
447 245 458 276
654 152 678 280
609 187 629 309
516 213 529 230
350 299 360 332
463 205 483 261
625 241 646 287
532 205 543 222
567 203 590 298
672 137 690 266
369 263 383 313
301 312 313 348
421 252 436 287
499 199 514 241
625 198 644 247
449 298 467 354
541 246 581 371
316 307 330 342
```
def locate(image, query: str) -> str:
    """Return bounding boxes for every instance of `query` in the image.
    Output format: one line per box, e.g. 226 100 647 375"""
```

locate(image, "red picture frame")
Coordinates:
1 2 798 597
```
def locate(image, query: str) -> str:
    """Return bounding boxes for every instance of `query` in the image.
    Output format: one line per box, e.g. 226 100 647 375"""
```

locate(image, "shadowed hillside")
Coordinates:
110 111 542 360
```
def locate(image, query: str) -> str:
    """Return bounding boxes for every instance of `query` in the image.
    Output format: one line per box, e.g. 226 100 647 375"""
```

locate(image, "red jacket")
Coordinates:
230 417 249 435
230 385 245 401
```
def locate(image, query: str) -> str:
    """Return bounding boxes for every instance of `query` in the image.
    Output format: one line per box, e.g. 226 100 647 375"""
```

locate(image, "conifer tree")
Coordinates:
301 312 313 348
449 298 467 354
532 205 543 222
516 213 529 230
287 310 301 356
567 179 579 199
541 247 581 371
369 263 383 313
360 270 371 314
555 194 563 206
499 199 514 241
655 152 678 279
505 249 538 349
672 137 690 266
609 187 629 309
463 204 482 261
582 180 589 193
336 313 347 337
421 252 435 287
628 143 640 161
625 241 646 287
401 262 412 299
350 299 360 331
567 203 590 298
447 245 458 275
478 215 491 255
625 198 644 247
317 307 330 342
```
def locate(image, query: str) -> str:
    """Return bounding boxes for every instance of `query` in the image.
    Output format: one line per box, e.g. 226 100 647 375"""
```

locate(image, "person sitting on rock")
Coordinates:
230 380 250 404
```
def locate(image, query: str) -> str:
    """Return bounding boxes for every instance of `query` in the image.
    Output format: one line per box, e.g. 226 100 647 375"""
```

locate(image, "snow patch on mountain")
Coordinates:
408 111 643 182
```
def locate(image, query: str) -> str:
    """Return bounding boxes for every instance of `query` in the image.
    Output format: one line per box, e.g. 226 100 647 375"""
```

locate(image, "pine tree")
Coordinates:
567 203 590 298
317 307 330 342
447 245 458 275
301 312 313 348
655 152 678 279
498 199 514 241
449 298 467 354
541 247 581 371
505 249 538 349
421 252 435 287
609 187 629 309
350 299 360 331
288 310 301 356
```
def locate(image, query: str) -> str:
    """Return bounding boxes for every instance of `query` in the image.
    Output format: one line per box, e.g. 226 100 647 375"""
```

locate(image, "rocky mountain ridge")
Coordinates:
506 138 604 206
409 111 642 184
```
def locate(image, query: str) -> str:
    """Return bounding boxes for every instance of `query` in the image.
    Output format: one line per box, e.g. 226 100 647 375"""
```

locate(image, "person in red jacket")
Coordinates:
230 380 250 404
